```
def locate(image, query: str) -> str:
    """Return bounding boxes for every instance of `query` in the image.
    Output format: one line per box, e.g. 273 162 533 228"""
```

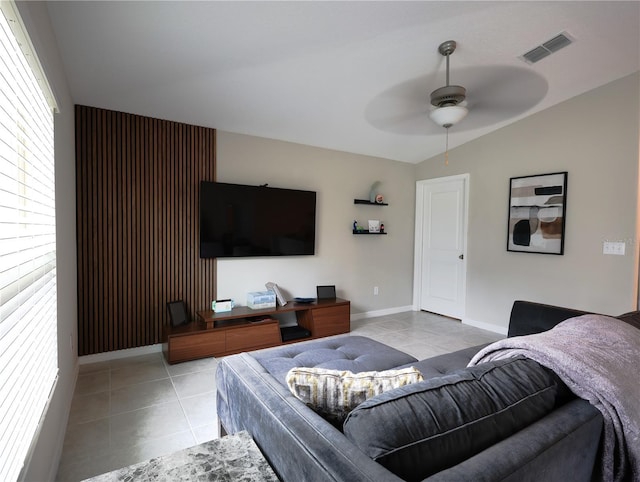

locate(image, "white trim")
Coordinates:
413 174 470 316
78 343 164 365
350 305 414 321
462 317 508 336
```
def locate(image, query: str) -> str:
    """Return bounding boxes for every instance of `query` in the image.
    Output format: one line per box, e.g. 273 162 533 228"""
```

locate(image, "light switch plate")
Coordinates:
603 241 626 255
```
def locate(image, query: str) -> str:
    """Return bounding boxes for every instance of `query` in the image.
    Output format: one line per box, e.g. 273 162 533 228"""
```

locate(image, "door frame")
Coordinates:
412 173 470 315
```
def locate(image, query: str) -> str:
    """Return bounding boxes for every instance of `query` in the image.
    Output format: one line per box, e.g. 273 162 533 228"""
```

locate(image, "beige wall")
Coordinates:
216 133 415 316
18 2 78 481
416 73 640 332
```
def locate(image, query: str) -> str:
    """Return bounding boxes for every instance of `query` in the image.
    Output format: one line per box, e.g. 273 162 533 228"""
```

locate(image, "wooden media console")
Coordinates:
163 298 350 364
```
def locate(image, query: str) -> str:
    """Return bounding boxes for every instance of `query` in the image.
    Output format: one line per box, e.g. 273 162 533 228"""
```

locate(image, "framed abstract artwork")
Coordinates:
507 172 567 255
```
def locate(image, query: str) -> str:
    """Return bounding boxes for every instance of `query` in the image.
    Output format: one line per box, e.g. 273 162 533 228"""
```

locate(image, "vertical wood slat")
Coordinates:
75 105 216 356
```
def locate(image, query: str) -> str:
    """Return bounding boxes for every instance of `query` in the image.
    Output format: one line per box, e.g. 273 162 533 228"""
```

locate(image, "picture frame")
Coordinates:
265 281 287 306
368 220 380 233
507 172 567 255
167 300 189 327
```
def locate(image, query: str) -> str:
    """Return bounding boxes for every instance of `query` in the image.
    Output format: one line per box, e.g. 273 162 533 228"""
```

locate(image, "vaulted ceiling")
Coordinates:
46 1 640 163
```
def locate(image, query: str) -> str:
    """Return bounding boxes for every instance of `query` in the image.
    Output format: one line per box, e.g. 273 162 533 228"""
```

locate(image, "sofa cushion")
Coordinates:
343 356 561 481
251 335 418 386
395 343 489 378
617 310 640 330
286 366 424 425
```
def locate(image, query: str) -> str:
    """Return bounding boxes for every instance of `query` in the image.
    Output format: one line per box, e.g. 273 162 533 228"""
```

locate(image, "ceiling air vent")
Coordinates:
543 33 572 53
521 32 574 64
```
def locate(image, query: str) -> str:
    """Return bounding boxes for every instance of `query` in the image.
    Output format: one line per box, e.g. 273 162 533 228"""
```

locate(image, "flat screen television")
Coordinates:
200 181 316 258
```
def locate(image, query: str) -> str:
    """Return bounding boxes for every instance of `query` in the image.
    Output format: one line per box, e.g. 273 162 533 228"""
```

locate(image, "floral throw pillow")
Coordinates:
286 366 423 425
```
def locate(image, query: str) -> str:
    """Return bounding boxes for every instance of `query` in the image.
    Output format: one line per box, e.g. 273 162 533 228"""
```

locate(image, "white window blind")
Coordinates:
0 2 58 481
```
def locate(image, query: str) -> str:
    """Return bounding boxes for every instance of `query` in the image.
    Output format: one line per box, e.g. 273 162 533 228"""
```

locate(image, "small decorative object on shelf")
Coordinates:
352 222 366 233
247 291 276 309
211 299 234 313
369 181 381 203
265 282 287 306
352 220 387 235
375 194 384 204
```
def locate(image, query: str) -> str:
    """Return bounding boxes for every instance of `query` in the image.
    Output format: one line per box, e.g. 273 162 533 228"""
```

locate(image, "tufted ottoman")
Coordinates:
250 335 418 384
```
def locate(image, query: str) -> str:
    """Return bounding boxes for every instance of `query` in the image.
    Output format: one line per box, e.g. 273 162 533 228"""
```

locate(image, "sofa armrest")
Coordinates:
216 352 404 482
425 398 603 481
508 300 590 337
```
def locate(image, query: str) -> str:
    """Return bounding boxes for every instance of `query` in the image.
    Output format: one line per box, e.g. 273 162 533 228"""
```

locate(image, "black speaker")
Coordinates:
167 300 189 327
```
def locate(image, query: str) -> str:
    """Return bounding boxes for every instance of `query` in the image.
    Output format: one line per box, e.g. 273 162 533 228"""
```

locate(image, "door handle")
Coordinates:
459 254 464 260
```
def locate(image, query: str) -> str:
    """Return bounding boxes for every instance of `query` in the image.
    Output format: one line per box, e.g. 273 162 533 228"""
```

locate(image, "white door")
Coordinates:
413 175 468 319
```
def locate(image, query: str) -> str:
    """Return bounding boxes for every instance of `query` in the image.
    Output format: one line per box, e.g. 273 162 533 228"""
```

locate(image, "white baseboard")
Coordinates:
351 305 414 321
462 317 508 336
78 343 164 365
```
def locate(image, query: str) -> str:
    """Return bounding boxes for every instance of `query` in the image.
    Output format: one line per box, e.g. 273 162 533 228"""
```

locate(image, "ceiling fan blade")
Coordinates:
365 72 446 136
366 65 548 135
458 65 548 129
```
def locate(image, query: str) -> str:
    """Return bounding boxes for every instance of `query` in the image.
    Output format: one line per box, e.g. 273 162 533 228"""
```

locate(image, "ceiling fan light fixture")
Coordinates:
429 104 468 128
430 85 466 107
429 40 469 130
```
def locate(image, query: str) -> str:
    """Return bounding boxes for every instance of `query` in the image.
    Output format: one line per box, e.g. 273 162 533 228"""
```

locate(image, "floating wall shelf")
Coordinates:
352 230 387 235
354 199 388 206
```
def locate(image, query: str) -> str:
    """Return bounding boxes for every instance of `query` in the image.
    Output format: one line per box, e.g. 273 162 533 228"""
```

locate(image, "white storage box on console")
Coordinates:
247 291 276 309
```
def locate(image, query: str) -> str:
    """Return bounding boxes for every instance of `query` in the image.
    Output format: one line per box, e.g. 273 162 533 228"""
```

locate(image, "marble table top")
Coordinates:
84 431 279 481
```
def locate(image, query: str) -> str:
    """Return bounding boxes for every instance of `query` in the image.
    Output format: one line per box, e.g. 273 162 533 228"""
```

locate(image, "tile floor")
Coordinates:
55 310 502 481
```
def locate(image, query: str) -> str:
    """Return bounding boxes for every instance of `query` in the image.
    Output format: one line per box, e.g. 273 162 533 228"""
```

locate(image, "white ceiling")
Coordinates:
46 1 640 163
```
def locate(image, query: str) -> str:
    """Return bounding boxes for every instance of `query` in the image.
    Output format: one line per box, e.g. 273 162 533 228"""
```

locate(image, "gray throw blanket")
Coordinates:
468 314 640 482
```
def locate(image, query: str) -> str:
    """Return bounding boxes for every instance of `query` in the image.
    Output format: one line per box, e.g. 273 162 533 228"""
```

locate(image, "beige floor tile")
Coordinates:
78 360 111 375
192 423 219 444
110 378 178 415
68 391 110 425
171 369 217 399
110 359 169 390
110 400 190 442
62 417 110 459
180 390 217 429
74 370 110 396
56 451 115 482
109 352 164 369
400 343 456 360
164 356 219 377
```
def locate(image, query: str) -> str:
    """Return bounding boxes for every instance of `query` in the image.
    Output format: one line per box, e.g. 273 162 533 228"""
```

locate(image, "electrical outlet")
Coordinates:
373 286 379 295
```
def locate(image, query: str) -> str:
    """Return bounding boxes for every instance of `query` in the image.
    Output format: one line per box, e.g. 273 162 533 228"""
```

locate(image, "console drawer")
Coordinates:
311 305 350 337
169 329 225 363
226 321 281 352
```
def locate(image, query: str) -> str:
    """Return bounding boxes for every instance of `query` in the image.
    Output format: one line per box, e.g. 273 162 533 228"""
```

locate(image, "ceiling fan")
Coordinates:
365 40 548 137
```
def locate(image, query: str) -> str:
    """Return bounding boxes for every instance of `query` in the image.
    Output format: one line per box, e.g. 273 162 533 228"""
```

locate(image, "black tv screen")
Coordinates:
200 182 316 258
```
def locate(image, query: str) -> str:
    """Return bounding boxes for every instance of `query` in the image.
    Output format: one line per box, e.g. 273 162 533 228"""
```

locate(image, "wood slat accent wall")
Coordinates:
75 105 216 355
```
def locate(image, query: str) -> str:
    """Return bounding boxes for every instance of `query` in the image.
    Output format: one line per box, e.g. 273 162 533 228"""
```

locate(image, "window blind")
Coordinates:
0 2 58 481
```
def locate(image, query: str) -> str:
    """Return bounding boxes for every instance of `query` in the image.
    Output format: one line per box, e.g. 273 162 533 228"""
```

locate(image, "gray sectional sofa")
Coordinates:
216 301 613 481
